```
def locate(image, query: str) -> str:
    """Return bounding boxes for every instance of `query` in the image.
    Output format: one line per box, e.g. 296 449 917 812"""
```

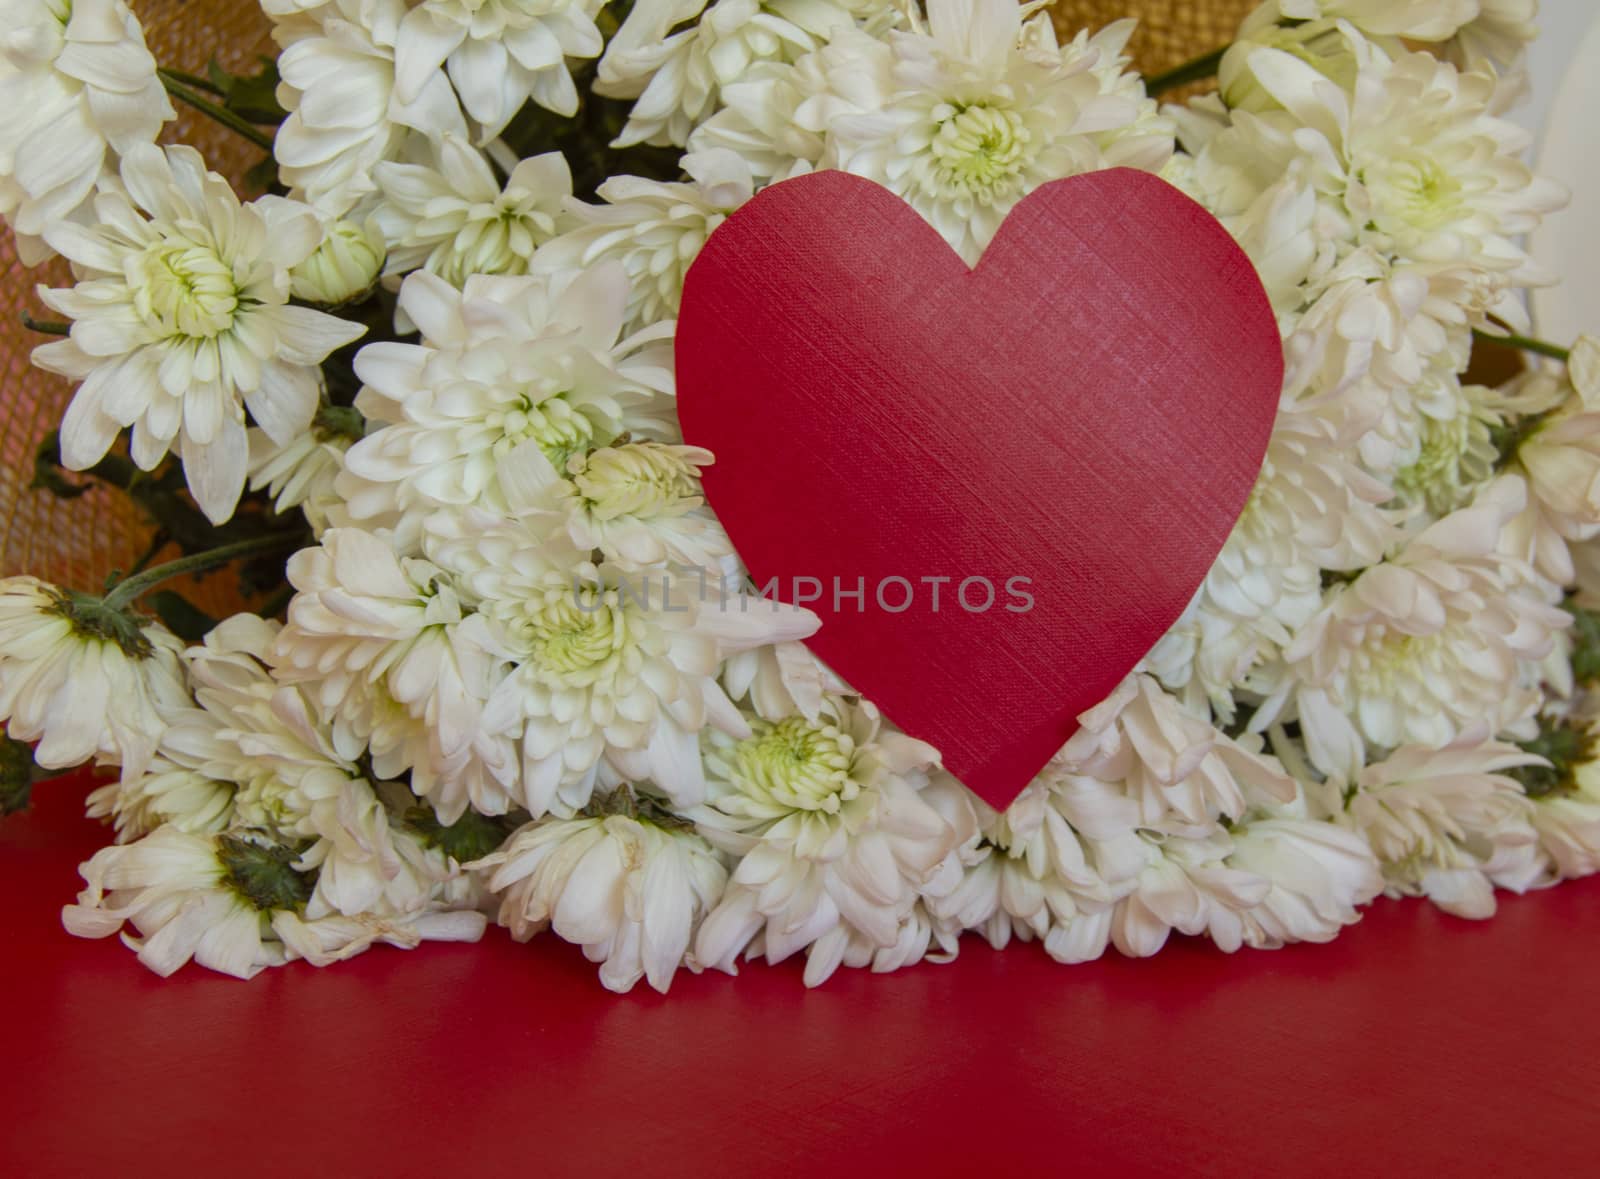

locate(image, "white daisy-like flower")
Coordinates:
428 511 819 815
373 139 572 287
63 827 295 979
0 575 187 779
63 823 486 978
1059 830 1271 962
596 0 873 148
160 614 490 925
1531 742 1600 881
544 440 733 571
1497 338 1600 587
1211 817 1382 948
86 753 235 843
1345 729 1544 918
338 266 674 519
1269 0 1478 40
1373 366 1499 517
929 771 1143 956
247 408 361 535
392 0 604 135
272 528 515 824
1267 477 1568 779
783 0 1171 262
1055 673 1296 835
475 788 728 993
1443 0 1538 73
31 143 367 523
534 148 753 331
0 0 173 264
691 695 970 987
1149 403 1395 712
1242 39 1564 309
270 0 469 215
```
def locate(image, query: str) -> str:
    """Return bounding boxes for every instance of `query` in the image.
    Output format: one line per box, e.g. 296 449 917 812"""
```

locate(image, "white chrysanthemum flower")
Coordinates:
31 143 366 523
476 790 728 993
1346 730 1544 918
63 827 293 979
1243 41 1563 305
929 771 1142 955
1497 338 1600 587
290 217 387 305
596 0 874 148
86 754 235 843
1150 404 1395 712
1369 365 1499 518
0 575 187 779
247 408 361 535
1267 478 1568 779
822 2 1169 261
270 0 469 215
0 0 173 264
393 0 603 134
1269 0 1478 40
159 614 490 924
1219 14 1361 116
272 528 515 824
534 148 753 330
338 266 674 519
373 139 572 286
1058 830 1271 962
549 441 733 570
429 511 817 814
692 695 969 987
63 823 485 978
1443 0 1538 72
1211 817 1382 947
1531 743 1600 881
1056 673 1296 834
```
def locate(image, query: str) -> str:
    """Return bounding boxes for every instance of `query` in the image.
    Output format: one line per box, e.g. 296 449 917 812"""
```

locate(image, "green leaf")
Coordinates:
1565 601 1600 687
207 56 287 125
0 734 38 817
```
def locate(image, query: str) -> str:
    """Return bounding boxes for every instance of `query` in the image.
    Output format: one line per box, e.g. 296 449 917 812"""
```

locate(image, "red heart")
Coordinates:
675 169 1281 809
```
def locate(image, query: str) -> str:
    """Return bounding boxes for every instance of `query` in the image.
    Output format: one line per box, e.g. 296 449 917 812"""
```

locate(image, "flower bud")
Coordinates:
1219 19 1361 114
290 219 385 306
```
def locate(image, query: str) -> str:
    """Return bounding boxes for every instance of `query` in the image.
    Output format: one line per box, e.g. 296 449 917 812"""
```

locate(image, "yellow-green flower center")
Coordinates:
734 717 859 814
134 241 240 339
524 592 625 678
1367 153 1463 232
488 392 595 469
928 103 1031 201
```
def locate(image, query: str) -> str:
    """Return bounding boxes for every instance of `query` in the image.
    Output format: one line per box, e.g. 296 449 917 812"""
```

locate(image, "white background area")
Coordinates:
1522 0 1600 343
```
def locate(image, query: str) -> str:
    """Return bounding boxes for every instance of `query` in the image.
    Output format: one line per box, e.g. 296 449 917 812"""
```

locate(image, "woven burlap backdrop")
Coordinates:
0 0 1255 602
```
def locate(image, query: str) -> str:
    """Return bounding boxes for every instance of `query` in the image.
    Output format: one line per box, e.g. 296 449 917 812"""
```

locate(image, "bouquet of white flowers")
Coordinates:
3 0 1596 993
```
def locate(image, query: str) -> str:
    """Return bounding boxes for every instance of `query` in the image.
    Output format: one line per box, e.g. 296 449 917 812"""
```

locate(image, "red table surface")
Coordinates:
4 771 1598 1177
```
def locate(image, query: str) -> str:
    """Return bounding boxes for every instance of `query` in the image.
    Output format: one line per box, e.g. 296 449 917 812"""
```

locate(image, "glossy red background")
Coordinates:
3 770 1598 1176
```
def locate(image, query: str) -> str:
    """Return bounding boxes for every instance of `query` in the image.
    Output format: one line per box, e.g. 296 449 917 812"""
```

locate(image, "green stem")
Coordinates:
159 70 275 152
1474 329 1571 363
1145 46 1229 96
22 313 70 336
102 533 298 611
159 67 225 96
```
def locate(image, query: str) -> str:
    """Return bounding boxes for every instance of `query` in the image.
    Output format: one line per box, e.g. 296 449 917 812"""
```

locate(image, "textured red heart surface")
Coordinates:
676 168 1282 808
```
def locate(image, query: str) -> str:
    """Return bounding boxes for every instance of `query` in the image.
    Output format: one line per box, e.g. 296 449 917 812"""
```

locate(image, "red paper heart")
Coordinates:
675 168 1281 808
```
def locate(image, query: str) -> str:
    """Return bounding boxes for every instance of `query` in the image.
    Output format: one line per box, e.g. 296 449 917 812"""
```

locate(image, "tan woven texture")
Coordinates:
0 0 1253 599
